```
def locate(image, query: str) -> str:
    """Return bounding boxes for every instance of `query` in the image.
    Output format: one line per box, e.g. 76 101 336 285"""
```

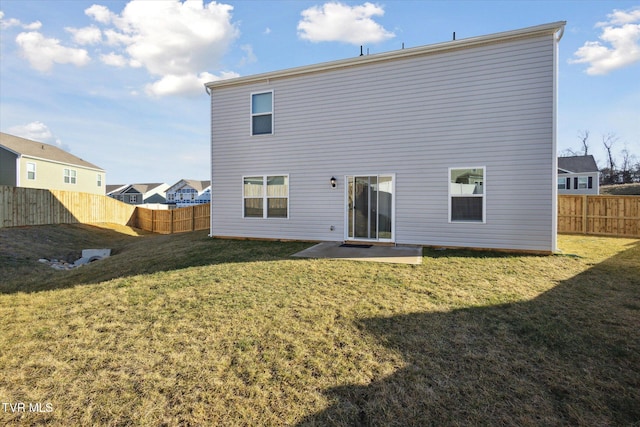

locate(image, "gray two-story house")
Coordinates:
206 22 566 253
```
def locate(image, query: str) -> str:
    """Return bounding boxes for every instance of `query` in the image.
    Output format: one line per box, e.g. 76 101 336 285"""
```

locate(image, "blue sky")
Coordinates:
1 1 639 185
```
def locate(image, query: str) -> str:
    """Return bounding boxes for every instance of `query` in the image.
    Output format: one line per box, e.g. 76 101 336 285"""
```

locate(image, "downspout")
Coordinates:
205 83 214 237
551 24 565 253
15 155 21 187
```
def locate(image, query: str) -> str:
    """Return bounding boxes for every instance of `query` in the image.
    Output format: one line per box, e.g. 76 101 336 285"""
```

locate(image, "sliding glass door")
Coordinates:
346 175 393 241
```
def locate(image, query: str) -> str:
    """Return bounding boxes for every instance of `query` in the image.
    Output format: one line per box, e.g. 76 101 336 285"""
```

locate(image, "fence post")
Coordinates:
582 195 588 235
170 209 174 234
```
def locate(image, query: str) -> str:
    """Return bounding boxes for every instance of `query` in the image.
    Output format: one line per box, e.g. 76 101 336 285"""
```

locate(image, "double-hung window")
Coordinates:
27 163 36 180
251 91 273 135
449 167 485 223
577 176 589 189
97 174 102 187
243 175 288 218
557 177 566 190
64 168 77 184
572 176 593 190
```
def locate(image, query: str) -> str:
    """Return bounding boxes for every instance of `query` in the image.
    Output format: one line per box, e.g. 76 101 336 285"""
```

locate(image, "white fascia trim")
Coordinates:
206 21 566 90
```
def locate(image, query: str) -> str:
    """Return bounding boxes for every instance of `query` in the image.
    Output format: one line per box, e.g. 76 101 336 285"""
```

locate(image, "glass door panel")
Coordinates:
354 176 370 239
377 176 392 239
347 175 393 241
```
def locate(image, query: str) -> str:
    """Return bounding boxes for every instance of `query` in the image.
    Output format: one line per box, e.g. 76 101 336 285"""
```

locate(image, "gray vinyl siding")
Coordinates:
0 149 17 186
211 33 557 251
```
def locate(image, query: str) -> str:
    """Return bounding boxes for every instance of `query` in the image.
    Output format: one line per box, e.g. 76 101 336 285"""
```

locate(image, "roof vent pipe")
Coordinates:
360 46 363 56
453 32 456 41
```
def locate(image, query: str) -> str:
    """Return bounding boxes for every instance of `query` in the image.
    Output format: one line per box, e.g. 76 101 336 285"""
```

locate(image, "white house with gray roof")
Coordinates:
557 155 600 195
205 22 566 253
0 132 106 195
165 179 211 208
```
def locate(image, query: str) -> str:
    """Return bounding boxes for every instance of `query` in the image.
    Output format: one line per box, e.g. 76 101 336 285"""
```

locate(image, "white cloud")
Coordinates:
297 1 395 45
103 28 133 46
0 17 21 30
598 8 640 26
0 11 41 30
15 31 91 72
84 0 239 96
570 7 640 75
23 21 42 31
239 44 257 66
84 4 117 25
7 121 70 151
145 71 239 97
65 25 102 45
100 52 127 67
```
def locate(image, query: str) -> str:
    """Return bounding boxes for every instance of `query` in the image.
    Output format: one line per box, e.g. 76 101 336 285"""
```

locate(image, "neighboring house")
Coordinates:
107 183 169 205
557 155 600 195
165 179 211 208
0 132 106 195
205 22 566 253
106 184 127 197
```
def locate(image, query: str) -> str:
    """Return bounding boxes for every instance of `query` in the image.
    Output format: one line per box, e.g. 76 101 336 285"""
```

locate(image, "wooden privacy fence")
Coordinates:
134 204 210 234
558 195 640 237
0 186 136 227
0 186 209 234
3 186 639 238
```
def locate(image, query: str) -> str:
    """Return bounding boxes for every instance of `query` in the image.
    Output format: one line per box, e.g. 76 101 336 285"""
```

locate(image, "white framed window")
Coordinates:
557 177 566 190
578 176 588 189
449 167 485 223
64 168 77 184
251 91 273 135
27 163 36 180
97 174 102 187
243 175 288 218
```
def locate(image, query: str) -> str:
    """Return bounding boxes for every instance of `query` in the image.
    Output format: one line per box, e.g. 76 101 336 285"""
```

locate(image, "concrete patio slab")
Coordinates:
292 242 422 265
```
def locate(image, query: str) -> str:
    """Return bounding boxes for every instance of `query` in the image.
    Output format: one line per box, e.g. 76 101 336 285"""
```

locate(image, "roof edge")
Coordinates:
206 21 566 90
18 153 106 172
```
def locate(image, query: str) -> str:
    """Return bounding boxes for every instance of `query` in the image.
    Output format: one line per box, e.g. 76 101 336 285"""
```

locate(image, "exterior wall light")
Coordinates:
330 177 337 188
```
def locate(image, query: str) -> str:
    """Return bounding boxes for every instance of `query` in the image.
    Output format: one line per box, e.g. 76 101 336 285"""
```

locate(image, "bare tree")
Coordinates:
619 148 637 184
560 148 579 156
601 133 619 184
578 130 589 155
561 130 591 157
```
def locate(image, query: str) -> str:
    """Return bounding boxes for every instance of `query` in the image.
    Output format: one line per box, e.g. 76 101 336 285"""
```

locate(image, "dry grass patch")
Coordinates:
0 225 638 425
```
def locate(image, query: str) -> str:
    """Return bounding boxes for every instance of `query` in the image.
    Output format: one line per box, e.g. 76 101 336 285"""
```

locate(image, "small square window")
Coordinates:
64 168 77 184
557 177 566 190
578 177 588 189
27 163 36 180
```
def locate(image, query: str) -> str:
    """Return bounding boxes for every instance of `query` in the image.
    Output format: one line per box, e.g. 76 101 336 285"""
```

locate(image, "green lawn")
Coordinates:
1 224 638 426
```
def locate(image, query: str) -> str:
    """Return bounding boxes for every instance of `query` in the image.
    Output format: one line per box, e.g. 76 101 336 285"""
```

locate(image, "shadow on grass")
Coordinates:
0 224 312 294
298 241 640 426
